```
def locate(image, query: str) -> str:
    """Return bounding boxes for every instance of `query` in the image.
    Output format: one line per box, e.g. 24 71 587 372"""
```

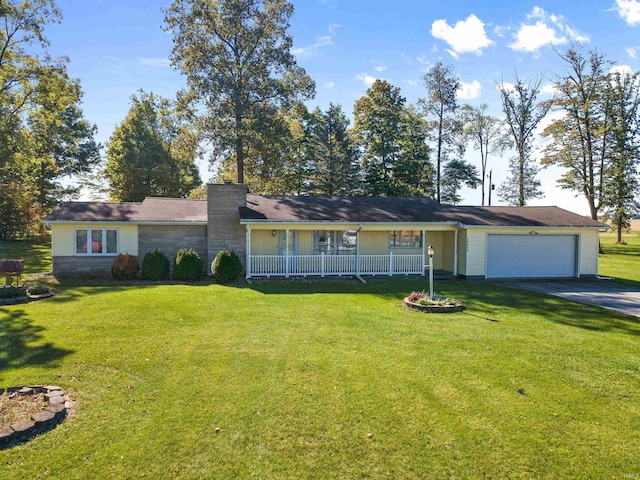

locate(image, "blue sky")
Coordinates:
46 0 640 214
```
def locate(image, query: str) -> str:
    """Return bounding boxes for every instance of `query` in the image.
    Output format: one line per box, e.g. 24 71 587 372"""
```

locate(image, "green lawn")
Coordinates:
599 232 640 284
1 277 639 478
0 239 52 275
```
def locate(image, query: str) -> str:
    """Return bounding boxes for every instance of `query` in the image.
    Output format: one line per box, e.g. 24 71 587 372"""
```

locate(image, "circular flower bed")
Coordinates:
0 386 74 449
403 291 465 313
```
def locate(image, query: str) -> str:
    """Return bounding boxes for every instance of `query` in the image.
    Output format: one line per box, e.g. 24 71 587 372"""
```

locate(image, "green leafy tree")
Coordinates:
441 159 481 205
420 62 462 203
307 103 358 195
461 103 511 205
105 91 201 202
163 0 315 185
498 73 551 206
353 79 405 196
393 105 433 197
541 48 613 220
602 70 640 243
0 0 99 239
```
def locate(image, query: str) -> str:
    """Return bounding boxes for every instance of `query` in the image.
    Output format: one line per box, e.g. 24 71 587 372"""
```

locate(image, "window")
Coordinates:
76 228 119 255
389 231 422 249
313 230 357 255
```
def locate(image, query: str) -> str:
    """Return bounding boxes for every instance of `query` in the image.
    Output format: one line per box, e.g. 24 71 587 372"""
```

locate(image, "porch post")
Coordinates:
245 224 251 279
389 252 393 276
286 228 290 278
453 230 458 276
356 229 360 275
422 230 426 276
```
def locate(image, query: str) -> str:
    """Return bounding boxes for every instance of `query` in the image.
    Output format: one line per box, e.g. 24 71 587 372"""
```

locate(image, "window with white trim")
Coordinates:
312 230 357 255
75 228 119 255
389 231 422 249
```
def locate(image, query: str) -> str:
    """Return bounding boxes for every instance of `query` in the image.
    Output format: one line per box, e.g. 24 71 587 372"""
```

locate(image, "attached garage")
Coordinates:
486 234 578 278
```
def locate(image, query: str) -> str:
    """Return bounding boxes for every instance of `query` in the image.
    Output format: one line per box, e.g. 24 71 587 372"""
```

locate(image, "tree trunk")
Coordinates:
235 107 244 184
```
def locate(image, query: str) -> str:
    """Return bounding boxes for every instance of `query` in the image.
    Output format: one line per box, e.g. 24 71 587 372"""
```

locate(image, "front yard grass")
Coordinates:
599 232 640 284
1 278 639 478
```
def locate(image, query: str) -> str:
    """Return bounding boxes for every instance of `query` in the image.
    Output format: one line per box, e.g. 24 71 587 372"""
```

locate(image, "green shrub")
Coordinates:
211 249 243 284
111 253 140 280
22 282 51 296
0 286 26 299
142 249 170 281
173 249 203 281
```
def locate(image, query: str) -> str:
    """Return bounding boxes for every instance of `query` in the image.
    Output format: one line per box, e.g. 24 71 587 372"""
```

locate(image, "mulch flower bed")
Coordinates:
403 292 465 313
0 386 74 449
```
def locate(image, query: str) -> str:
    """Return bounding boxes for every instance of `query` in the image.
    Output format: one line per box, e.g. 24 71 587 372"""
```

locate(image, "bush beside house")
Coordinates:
142 249 170 281
211 250 242 284
173 249 203 281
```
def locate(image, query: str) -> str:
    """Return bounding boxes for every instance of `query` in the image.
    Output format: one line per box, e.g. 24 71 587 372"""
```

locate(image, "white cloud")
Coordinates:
292 35 333 57
356 73 377 86
509 7 589 53
458 80 482 99
626 47 638 58
328 23 342 35
136 57 171 68
540 83 558 95
610 64 634 76
616 0 640 25
324 81 335 89
416 55 429 65
374 63 387 72
494 25 510 37
430 14 493 58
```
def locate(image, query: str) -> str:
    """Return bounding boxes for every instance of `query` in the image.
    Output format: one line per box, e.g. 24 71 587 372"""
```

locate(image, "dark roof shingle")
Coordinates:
240 195 607 228
44 197 207 223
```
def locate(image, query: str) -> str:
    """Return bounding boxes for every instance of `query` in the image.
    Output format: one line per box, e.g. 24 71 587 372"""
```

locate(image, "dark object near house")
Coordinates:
0 259 24 286
142 249 170 281
173 249 203 281
111 254 139 280
212 250 242 284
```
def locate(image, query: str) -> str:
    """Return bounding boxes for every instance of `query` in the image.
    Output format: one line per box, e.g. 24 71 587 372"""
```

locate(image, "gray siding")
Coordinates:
207 183 248 272
138 225 208 271
53 256 117 277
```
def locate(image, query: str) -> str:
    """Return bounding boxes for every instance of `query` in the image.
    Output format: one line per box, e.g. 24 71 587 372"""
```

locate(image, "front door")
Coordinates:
278 231 298 256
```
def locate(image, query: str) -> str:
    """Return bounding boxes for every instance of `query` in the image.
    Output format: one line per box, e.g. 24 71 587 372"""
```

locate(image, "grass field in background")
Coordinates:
1 277 639 478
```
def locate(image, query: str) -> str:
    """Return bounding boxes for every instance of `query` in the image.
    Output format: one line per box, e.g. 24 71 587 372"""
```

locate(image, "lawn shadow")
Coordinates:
461 286 640 337
0 308 74 377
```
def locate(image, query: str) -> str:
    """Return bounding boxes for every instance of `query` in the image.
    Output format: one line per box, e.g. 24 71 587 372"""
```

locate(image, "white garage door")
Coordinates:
486 234 577 278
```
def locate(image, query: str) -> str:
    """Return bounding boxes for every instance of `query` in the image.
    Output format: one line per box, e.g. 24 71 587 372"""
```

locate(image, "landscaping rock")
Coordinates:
11 420 36 433
45 403 66 414
18 387 34 395
48 395 65 405
44 386 62 392
64 400 76 410
44 390 64 400
32 411 56 424
0 427 13 440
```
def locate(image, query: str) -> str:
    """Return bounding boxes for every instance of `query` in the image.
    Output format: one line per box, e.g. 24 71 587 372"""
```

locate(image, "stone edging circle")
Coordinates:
403 297 465 313
0 292 54 306
0 385 74 449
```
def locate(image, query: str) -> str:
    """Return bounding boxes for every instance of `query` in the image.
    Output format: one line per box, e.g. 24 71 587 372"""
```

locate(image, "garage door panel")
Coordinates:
486 234 577 278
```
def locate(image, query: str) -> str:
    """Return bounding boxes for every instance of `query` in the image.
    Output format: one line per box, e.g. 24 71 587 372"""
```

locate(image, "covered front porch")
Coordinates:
243 223 460 279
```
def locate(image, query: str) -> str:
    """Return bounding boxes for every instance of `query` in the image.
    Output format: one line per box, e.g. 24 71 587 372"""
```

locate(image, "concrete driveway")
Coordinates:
504 280 640 318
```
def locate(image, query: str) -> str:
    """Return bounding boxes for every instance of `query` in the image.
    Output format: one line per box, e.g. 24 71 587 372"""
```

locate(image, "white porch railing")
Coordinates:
249 253 423 277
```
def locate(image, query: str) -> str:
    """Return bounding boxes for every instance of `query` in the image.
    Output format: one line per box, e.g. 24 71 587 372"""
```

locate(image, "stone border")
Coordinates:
0 385 74 449
403 297 465 314
0 292 54 306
